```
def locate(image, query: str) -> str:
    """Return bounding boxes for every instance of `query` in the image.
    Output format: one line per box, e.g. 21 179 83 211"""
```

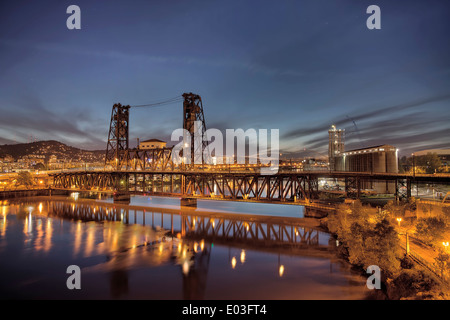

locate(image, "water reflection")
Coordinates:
49 200 327 252
0 197 376 300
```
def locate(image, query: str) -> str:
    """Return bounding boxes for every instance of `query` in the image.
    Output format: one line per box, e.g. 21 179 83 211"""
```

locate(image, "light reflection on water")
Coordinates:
97 195 307 218
0 197 376 300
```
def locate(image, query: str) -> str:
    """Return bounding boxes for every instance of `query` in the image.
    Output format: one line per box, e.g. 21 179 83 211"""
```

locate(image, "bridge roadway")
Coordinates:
50 170 450 204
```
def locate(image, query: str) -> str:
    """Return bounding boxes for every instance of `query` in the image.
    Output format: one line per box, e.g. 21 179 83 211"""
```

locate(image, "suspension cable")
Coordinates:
131 95 183 108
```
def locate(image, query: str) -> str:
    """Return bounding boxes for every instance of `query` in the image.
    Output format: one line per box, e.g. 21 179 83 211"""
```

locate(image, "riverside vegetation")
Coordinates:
321 199 450 300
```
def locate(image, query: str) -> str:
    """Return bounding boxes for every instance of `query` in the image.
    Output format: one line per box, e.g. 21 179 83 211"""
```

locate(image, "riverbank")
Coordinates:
0 188 51 199
320 202 450 300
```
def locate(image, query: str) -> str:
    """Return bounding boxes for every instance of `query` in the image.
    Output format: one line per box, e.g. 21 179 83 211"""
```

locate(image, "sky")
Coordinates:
0 0 449 157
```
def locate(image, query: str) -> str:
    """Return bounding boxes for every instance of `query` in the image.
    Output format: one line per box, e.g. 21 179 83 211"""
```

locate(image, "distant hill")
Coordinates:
0 140 105 162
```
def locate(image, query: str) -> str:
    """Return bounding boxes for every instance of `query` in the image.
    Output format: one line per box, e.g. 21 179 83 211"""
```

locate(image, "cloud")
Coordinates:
0 137 17 145
281 94 450 157
0 91 105 149
283 93 450 140
0 38 309 80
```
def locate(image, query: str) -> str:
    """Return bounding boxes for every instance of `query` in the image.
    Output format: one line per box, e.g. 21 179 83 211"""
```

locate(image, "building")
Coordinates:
334 145 398 174
329 125 398 193
413 149 450 166
328 125 344 171
139 139 167 150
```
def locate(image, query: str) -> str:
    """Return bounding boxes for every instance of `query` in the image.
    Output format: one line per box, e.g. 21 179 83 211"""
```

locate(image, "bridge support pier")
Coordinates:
113 192 130 204
181 197 197 208
395 178 412 202
304 207 328 218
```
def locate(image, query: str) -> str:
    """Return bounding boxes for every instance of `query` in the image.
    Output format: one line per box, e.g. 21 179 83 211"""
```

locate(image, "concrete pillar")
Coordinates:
113 192 130 203
181 197 197 208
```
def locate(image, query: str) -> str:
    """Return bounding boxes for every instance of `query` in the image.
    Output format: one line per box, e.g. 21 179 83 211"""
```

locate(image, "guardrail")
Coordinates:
400 242 449 285
418 199 450 207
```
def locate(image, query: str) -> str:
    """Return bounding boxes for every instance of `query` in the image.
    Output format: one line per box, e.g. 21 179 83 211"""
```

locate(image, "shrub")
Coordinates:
392 269 439 299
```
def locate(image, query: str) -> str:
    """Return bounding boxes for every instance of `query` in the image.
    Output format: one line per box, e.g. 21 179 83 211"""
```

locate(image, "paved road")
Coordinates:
399 233 439 263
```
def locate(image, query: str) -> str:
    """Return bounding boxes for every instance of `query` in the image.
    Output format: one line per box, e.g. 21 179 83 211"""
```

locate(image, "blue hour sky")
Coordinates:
0 0 449 157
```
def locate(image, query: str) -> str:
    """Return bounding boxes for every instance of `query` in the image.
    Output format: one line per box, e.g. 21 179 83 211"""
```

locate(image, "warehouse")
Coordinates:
334 145 398 173
333 144 398 193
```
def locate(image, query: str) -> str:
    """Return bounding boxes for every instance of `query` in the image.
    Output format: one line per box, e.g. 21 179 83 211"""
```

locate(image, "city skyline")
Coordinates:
1 0 449 157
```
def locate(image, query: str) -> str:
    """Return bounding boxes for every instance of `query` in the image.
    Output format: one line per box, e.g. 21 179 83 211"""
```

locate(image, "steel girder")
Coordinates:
395 178 412 202
182 173 319 201
345 176 361 199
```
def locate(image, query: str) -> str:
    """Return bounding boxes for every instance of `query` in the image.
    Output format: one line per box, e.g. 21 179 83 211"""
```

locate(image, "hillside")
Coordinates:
0 140 105 162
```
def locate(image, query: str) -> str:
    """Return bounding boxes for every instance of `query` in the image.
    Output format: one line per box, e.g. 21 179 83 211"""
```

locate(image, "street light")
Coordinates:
443 242 449 252
396 217 402 227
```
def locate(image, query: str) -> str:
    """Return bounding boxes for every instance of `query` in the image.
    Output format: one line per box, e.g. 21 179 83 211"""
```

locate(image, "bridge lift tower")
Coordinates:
105 93 209 170
105 103 131 170
182 92 209 166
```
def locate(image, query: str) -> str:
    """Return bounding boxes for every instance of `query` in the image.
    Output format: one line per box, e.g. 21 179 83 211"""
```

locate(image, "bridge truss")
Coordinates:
51 170 450 203
52 171 321 202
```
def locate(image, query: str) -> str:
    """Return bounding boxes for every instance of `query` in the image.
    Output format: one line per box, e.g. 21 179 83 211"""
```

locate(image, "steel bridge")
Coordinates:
50 170 450 204
50 92 450 205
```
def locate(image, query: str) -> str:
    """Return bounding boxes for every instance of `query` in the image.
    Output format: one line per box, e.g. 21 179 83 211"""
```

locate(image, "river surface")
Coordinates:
0 194 377 299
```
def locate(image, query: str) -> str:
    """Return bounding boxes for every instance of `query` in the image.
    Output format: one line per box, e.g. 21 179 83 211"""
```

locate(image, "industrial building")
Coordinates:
334 145 399 173
329 125 398 193
328 125 345 171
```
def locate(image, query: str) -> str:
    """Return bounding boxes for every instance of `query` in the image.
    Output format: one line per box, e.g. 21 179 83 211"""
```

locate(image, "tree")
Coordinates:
416 153 441 174
434 249 450 278
365 219 401 275
16 171 34 188
346 222 368 267
441 206 450 223
406 197 417 212
415 217 447 245
398 156 408 174
384 200 406 218
392 269 439 299
328 202 401 275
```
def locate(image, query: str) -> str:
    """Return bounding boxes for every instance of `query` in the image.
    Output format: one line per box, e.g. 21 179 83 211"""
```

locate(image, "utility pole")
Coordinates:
406 232 410 255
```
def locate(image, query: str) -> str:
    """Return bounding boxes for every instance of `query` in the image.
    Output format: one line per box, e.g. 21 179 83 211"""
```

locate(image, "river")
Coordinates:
0 194 378 299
